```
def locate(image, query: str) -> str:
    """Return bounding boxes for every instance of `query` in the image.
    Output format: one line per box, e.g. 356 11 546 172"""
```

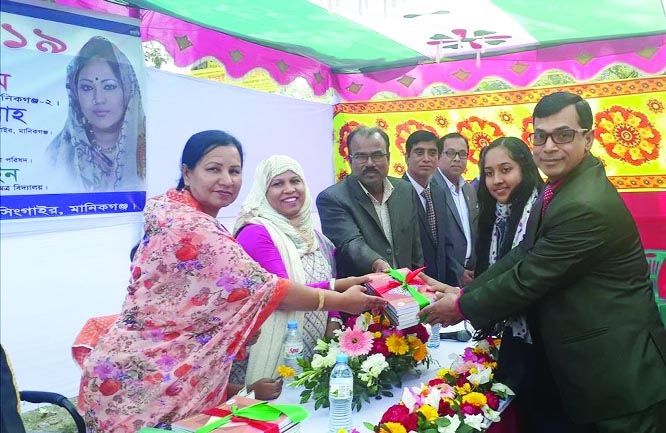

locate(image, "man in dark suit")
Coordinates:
402 130 458 286
316 126 423 278
421 92 666 432
431 132 479 286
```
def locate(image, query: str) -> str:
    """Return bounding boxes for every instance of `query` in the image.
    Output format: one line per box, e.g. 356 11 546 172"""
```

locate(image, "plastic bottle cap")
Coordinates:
287 320 298 329
336 353 348 363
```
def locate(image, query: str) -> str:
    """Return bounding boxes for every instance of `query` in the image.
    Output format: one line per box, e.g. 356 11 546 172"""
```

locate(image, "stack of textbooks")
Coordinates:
172 395 301 433
365 268 437 329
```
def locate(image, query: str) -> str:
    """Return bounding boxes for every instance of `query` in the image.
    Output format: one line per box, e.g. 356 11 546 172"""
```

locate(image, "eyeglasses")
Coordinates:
443 149 468 159
529 129 589 146
411 148 440 158
350 151 388 162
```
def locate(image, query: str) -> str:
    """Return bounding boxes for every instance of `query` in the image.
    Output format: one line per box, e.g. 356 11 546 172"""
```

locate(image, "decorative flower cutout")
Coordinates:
595 106 660 166
392 163 406 176
457 116 504 164
646 98 664 114
337 170 349 182
376 118 389 130
521 116 534 149
338 121 361 159
435 115 449 129
498 111 513 124
395 120 439 155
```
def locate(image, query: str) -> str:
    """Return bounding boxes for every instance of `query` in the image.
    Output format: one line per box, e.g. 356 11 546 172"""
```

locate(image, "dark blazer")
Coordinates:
459 155 666 423
432 170 479 279
316 175 424 278
402 174 459 286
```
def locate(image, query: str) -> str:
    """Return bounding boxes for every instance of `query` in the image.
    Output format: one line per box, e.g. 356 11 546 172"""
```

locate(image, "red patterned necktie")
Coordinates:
421 187 437 241
541 183 554 217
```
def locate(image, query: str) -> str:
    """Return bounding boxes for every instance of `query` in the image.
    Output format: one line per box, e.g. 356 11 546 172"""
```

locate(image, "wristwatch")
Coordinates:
328 317 344 326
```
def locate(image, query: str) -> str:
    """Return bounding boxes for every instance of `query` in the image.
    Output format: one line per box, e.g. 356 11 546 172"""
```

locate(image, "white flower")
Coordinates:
490 382 515 396
322 342 339 368
424 387 441 409
314 339 329 353
483 405 501 423
400 386 421 412
476 339 491 352
437 415 461 433
354 314 369 331
311 354 326 369
361 353 388 378
463 414 485 431
467 365 492 385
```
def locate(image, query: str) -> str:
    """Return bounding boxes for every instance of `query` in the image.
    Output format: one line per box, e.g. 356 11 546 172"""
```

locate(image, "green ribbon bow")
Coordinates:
387 268 431 321
195 402 309 433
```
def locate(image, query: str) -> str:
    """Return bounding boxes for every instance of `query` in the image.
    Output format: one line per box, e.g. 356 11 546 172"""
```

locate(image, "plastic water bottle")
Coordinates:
426 323 441 349
283 320 304 377
329 353 353 433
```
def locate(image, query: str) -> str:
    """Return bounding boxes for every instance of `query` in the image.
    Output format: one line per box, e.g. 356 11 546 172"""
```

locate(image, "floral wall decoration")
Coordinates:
333 77 666 191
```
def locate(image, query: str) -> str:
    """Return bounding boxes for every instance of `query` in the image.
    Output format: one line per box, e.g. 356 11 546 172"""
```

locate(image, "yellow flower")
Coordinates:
417 404 439 421
373 331 382 339
462 392 488 407
386 334 409 355
379 422 407 433
382 317 391 327
455 382 472 395
276 365 295 379
408 336 427 362
437 368 451 378
469 367 478 374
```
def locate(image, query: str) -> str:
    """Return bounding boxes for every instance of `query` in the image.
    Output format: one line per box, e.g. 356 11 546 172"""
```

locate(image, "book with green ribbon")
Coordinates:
167 395 309 433
364 267 436 329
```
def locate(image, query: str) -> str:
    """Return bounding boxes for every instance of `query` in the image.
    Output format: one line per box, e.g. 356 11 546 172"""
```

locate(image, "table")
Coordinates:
275 324 473 431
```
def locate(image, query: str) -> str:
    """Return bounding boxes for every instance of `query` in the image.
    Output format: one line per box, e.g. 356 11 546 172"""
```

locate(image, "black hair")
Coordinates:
438 132 469 150
475 137 545 275
405 130 441 155
346 126 390 157
533 91 593 129
177 130 244 189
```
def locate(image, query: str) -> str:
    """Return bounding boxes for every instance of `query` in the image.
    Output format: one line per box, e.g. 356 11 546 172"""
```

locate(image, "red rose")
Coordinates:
428 378 444 387
227 288 249 302
438 399 456 416
461 402 482 415
99 378 121 396
368 323 382 333
175 244 199 261
485 392 500 410
370 339 390 357
379 404 417 430
404 324 429 343
174 364 192 378
165 381 183 396
456 376 469 387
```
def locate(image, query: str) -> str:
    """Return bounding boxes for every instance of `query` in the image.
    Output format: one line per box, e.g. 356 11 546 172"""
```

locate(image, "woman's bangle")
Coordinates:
316 290 326 311
328 278 336 291
328 317 343 326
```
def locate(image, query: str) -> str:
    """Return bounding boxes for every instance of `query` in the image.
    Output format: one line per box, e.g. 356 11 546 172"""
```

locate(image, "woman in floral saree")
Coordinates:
80 130 385 433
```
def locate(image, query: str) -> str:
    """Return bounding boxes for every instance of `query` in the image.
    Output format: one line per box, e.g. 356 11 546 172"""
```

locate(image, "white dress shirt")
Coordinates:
441 170 472 263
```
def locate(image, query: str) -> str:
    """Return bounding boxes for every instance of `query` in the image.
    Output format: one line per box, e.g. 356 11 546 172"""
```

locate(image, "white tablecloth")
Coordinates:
275 324 473 431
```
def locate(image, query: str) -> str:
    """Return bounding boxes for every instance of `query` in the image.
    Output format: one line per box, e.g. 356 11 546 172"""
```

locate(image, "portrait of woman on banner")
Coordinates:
47 36 146 192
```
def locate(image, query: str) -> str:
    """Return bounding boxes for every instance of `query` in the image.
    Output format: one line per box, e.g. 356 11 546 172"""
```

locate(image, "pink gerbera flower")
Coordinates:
339 327 374 356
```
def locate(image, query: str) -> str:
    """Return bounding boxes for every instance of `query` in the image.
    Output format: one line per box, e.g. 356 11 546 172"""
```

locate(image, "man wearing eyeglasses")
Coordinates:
402 130 458 287
420 92 666 432
316 126 423 278
431 132 479 287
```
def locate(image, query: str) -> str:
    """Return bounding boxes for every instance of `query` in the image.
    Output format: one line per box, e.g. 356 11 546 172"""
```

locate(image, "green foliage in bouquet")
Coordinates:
289 313 433 412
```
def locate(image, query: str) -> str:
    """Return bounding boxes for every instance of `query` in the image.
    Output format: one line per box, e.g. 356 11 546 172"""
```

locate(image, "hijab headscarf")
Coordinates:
234 155 316 254
234 155 326 384
47 36 146 192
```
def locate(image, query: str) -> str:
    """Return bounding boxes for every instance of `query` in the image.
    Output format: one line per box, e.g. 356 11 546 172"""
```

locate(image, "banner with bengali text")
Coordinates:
0 0 146 221
332 78 666 192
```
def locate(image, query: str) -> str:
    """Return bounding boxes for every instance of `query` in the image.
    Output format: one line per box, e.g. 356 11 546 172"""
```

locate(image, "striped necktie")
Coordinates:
541 183 554 217
421 187 437 241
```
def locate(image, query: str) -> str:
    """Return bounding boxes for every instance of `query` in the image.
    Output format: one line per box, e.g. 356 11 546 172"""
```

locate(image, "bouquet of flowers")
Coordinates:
289 312 433 412
368 338 514 433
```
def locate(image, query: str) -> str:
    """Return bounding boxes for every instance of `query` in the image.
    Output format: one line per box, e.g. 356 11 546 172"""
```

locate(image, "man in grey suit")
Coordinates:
431 132 479 286
316 126 424 278
402 130 458 286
